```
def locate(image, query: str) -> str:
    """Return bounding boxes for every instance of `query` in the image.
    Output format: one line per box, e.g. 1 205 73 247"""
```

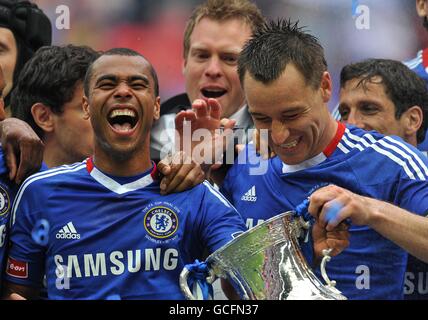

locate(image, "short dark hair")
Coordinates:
238 19 327 88
11 45 100 139
340 58 428 144
84 47 159 98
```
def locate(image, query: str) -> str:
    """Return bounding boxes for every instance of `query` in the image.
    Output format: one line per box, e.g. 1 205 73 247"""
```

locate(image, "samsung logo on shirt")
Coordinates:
404 271 428 296
54 248 179 278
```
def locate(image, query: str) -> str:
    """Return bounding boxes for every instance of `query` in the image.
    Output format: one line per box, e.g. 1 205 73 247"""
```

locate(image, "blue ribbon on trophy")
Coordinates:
182 259 213 300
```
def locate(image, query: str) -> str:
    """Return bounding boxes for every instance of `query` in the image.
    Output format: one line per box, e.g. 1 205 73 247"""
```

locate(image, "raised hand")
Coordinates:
157 151 205 195
0 118 44 184
175 98 236 167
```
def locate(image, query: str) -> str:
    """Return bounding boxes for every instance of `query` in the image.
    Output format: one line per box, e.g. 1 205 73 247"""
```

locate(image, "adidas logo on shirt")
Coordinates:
241 186 257 202
56 222 80 240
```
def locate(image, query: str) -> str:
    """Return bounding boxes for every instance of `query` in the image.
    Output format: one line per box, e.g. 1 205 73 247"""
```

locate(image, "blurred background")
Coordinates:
35 0 425 109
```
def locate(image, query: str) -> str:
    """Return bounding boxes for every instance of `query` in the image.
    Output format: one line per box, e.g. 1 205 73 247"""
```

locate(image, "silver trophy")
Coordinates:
180 211 347 300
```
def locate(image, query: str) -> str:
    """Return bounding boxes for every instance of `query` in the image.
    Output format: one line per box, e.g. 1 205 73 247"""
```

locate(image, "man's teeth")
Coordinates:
206 89 224 92
281 140 298 148
110 109 135 118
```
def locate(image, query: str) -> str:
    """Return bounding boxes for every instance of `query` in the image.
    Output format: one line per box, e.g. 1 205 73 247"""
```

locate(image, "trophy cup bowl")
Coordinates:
180 211 347 300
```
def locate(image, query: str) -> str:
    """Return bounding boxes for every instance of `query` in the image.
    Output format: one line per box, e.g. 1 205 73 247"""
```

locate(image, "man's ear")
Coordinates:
82 96 90 120
402 105 423 140
320 71 332 103
31 103 54 133
153 96 161 121
416 0 428 18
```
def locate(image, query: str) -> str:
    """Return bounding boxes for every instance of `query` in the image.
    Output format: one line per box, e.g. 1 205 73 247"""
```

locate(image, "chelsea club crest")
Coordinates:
0 184 10 217
144 206 178 239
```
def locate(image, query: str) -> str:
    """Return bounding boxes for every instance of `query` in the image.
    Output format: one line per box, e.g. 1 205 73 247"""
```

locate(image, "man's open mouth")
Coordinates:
201 88 227 99
108 108 138 132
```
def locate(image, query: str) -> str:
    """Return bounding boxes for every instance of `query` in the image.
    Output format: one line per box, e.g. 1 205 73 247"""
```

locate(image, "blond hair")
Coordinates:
183 0 265 58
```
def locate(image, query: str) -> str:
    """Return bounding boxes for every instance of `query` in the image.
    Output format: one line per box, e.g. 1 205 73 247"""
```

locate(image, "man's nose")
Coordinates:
270 120 290 145
114 82 132 99
345 110 365 129
204 57 222 79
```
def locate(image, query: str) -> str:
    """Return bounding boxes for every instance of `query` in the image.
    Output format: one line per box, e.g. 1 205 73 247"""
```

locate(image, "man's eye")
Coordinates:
361 104 379 114
194 53 209 60
0 46 9 54
283 114 299 121
254 117 271 123
339 109 349 120
99 82 114 89
131 83 147 90
222 55 238 64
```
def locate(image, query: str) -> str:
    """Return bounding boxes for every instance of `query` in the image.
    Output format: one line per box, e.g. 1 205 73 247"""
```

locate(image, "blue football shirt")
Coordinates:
221 122 428 300
0 147 18 291
5 159 246 299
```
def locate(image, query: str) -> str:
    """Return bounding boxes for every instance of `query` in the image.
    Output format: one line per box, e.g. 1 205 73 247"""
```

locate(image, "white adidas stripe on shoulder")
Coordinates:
343 130 421 180
203 181 233 208
21 161 86 183
342 133 365 152
363 133 427 180
331 105 341 121
404 57 422 70
342 128 427 180
403 51 422 69
11 162 86 226
364 134 424 180
384 136 428 176
337 142 350 154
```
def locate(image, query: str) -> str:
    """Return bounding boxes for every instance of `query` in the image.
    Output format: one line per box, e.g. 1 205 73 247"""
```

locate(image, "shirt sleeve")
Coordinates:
220 143 257 202
196 182 246 253
5 182 45 288
347 137 428 216
393 175 428 216
377 144 428 216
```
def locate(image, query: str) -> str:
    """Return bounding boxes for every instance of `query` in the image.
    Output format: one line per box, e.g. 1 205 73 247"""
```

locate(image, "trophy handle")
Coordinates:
179 266 216 300
320 248 337 288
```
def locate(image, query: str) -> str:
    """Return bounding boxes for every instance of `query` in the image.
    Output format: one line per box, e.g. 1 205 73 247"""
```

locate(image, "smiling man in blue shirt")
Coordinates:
3 48 246 300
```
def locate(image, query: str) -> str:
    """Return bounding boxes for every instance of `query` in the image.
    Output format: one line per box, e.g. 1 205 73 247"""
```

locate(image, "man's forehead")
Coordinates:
346 75 384 90
92 55 151 78
190 18 252 50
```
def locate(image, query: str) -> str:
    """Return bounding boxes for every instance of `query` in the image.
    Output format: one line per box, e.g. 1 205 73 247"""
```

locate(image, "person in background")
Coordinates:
338 59 428 300
339 59 428 149
150 0 265 164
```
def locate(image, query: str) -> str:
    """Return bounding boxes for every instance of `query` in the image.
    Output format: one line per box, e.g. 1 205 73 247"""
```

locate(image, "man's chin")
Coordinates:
277 152 306 166
98 140 139 162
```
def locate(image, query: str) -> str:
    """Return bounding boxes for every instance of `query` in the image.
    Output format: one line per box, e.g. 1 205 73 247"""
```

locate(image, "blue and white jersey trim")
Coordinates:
11 162 87 225
203 181 232 208
403 50 422 70
339 128 428 181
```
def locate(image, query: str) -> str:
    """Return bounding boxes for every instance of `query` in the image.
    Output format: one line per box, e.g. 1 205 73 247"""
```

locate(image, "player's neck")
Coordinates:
43 142 85 168
93 145 152 177
312 116 338 158
405 134 417 148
